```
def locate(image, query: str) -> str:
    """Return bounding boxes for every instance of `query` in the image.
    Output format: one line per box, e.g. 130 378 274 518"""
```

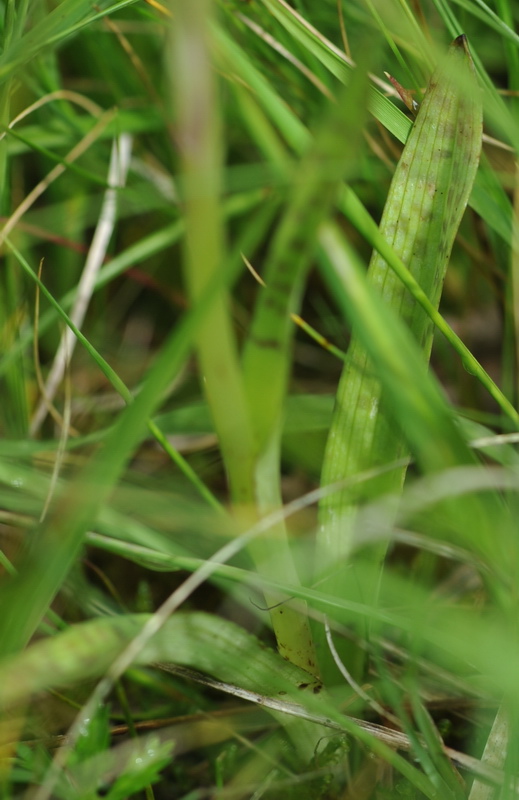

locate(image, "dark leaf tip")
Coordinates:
453 34 468 47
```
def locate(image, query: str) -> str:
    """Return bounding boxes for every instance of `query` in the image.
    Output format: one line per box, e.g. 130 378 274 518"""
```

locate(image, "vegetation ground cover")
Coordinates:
0 0 518 798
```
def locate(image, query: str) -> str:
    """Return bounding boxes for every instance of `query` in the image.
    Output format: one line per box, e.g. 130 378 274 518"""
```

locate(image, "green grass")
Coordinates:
0 0 518 797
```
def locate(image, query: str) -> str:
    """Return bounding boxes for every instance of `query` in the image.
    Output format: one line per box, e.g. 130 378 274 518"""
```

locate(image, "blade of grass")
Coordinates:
168 0 256 507
237 42 374 672
318 36 483 571
240 73 369 449
469 705 508 800
30 134 132 434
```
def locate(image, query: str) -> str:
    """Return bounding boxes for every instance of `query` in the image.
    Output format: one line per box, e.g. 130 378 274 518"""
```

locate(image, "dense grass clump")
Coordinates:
0 1 518 798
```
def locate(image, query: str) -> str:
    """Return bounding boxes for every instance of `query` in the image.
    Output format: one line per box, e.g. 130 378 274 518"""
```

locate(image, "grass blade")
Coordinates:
316 37 483 682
